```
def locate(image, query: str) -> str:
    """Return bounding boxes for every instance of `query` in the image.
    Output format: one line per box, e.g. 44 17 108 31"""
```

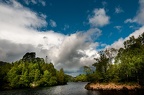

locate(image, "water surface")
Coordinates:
0 82 99 95
1 82 144 95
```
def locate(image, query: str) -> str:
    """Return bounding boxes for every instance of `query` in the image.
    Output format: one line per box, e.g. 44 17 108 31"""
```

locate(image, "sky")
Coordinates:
0 0 144 76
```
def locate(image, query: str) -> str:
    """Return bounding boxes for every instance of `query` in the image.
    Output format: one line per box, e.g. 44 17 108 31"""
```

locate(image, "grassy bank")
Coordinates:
85 82 142 91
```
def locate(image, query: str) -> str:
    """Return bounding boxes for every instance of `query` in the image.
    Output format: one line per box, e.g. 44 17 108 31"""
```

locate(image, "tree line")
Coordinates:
1 33 144 89
0 52 68 90
75 33 144 85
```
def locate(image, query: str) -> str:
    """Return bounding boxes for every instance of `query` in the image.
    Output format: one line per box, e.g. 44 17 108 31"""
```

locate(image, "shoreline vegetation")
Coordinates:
85 82 142 91
0 52 70 90
84 33 144 92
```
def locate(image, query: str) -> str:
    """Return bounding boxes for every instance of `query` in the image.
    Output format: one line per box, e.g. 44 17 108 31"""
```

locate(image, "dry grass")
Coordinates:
87 83 141 90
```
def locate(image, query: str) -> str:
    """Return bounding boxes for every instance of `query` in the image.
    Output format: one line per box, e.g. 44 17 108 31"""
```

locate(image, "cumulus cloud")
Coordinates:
49 19 57 27
134 0 144 25
0 39 48 62
0 1 100 76
43 28 101 75
106 38 124 49
124 0 144 25
89 8 110 27
109 0 144 49
107 26 144 49
115 7 124 14
127 26 144 38
0 0 47 29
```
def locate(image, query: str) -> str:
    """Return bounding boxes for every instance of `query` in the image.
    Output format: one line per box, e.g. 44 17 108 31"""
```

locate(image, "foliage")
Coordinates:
56 68 67 85
85 33 144 85
0 52 68 89
73 74 87 82
0 61 12 89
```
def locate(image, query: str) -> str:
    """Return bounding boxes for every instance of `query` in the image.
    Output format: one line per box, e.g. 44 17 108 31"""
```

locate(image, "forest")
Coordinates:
0 52 68 90
75 33 144 86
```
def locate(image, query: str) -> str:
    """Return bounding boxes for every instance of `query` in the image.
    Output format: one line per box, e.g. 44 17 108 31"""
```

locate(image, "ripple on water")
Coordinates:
1 82 143 95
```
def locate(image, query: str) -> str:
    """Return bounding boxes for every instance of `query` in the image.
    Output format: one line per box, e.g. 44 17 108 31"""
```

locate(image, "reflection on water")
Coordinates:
0 82 144 95
0 82 99 95
97 90 144 95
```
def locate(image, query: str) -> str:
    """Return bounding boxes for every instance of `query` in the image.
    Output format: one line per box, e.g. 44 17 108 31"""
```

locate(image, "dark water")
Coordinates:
0 82 144 95
0 82 99 95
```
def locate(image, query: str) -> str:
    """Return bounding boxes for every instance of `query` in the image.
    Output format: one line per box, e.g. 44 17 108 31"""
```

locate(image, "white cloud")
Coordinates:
124 19 135 23
50 19 57 27
107 26 144 49
115 7 124 14
40 14 47 19
89 8 110 27
124 0 144 25
114 26 122 32
127 26 144 38
0 1 100 76
109 0 144 50
24 0 46 6
129 25 134 28
106 38 124 49
101 43 107 47
63 24 69 31
0 1 47 29
31 0 37 4
129 25 140 30
134 0 144 25
108 0 144 50
102 1 107 7
41 0 46 6
47 29 100 72
0 39 41 62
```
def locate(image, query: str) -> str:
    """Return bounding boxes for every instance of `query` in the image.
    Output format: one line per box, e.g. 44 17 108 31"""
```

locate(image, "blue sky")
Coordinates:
19 0 140 46
0 0 144 76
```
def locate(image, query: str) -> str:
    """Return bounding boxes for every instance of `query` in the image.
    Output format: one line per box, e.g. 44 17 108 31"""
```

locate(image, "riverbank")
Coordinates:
85 82 143 91
0 82 91 95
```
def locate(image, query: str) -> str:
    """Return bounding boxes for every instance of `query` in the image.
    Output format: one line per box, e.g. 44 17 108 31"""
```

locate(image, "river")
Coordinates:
0 82 99 95
0 82 144 95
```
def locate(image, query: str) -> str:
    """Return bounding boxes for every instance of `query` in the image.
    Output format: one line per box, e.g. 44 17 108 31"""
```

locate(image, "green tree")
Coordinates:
40 70 52 86
49 76 57 86
93 51 109 82
1 52 68 89
57 68 66 85
7 67 20 88
34 69 41 82
115 34 144 85
0 62 11 88
19 70 30 87
74 74 87 82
